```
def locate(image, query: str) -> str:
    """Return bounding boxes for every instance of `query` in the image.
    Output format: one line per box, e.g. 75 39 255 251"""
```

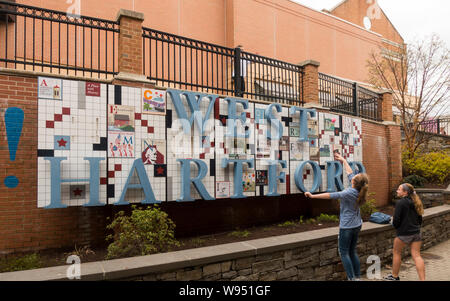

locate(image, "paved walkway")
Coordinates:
364 239 450 281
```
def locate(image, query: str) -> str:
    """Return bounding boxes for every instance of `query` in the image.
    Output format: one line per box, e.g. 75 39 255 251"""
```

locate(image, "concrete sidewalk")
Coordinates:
365 239 450 281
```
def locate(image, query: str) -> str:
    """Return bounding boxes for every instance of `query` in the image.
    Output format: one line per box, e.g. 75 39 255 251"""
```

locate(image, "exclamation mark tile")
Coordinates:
4 107 24 188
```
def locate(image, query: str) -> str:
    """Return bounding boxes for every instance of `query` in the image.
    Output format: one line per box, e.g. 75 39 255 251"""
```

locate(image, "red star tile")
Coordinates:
114 164 122 171
135 113 142 120
147 126 154 133
73 188 83 196
199 153 205 159
57 138 67 147
156 166 165 175
46 121 54 128
141 120 148 127
108 171 115 178
100 177 107 185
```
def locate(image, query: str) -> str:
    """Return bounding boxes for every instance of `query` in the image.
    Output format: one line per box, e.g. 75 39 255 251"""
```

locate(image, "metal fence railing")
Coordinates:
142 27 235 97
319 72 381 121
414 118 450 136
240 50 303 106
142 27 304 106
0 0 119 79
358 86 380 121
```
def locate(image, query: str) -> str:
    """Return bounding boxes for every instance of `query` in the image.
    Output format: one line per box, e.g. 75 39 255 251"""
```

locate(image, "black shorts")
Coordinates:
398 233 422 244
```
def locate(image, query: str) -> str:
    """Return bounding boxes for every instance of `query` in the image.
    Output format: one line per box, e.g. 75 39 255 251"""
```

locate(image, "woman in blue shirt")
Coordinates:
305 152 369 281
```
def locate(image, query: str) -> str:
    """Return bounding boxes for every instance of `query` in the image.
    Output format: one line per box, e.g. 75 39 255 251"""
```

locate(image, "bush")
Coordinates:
0 253 42 272
106 205 179 259
316 213 339 223
402 151 450 184
360 198 377 220
402 174 427 187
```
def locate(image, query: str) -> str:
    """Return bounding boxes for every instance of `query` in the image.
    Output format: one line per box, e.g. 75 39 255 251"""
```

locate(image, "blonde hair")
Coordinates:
401 183 424 216
353 173 369 207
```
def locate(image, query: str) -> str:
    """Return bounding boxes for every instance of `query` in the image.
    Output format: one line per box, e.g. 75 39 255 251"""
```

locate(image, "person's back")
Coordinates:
329 173 362 229
393 196 422 236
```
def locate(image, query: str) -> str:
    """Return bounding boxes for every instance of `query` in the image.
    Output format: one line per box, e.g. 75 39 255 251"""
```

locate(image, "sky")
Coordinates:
291 0 450 46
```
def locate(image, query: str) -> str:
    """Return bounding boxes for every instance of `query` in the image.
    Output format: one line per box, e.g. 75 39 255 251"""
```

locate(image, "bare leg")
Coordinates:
410 241 425 281
392 237 406 278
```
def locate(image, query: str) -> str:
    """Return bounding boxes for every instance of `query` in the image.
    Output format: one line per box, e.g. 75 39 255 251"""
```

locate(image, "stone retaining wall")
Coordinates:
0 205 448 281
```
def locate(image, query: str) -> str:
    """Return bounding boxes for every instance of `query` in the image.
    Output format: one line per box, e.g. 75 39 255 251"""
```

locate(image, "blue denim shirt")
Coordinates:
329 172 363 229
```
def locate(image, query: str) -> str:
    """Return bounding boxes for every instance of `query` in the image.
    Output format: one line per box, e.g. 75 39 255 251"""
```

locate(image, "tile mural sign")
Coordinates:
34 78 365 208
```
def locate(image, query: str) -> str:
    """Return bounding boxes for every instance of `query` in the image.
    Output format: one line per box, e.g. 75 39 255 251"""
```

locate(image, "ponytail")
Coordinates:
353 173 369 208
402 183 424 216
357 183 369 207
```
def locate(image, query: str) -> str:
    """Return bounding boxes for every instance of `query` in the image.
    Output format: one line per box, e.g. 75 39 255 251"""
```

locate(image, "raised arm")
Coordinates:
334 152 352 175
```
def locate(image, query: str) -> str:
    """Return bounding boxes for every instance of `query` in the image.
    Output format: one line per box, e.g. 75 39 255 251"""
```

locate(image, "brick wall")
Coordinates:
360 120 400 207
0 73 109 253
117 10 144 75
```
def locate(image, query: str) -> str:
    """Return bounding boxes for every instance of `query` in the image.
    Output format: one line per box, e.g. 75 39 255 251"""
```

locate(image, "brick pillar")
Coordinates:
386 124 402 194
115 9 148 83
298 60 320 104
378 91 393 122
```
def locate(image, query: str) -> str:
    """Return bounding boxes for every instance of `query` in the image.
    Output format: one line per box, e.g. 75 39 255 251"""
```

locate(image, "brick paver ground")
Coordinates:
364 239 450 281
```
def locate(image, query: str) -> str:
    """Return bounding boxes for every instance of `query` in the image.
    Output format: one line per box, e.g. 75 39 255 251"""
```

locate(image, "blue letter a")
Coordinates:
116 158 161 205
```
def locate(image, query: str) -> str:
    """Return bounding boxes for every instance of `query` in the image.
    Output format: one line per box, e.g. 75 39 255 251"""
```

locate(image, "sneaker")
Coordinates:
384 274 400 281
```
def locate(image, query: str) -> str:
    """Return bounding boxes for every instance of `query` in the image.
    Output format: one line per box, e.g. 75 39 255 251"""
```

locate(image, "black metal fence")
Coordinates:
142 27 304 106
0 1 119 79
239 50 303 106
142 27 235 97
319 72 381 121
415 118 450 136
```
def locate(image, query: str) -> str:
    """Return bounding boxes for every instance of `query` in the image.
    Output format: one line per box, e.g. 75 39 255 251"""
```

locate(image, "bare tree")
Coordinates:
367 34 450 158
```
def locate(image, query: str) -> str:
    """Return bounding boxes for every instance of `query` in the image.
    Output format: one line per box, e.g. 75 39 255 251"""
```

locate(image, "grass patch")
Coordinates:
316 214 339 223
228 230 250 238
189 238 205 246
305 218 316 225
278 220 296 227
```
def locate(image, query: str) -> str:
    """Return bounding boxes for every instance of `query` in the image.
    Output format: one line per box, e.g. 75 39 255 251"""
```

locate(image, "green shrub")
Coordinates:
360 198 377 219
402 151 450 184
402 174 427 187
106 205 180 259
298 216 304 224
316 213 339 223
0 253 42 272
